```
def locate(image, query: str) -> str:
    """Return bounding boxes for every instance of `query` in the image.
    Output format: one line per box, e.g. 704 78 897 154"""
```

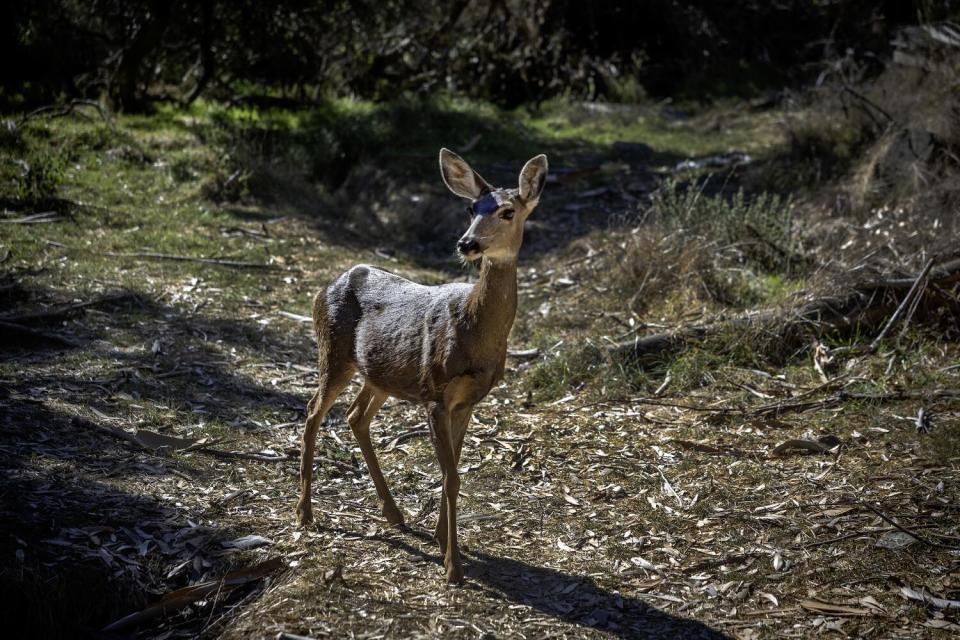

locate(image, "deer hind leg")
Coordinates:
297 363 355 526
347 381 403 526
428 402 464 583
434 404 472 547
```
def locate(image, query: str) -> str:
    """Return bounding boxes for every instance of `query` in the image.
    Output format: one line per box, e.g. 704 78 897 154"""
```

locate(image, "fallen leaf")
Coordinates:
770 435 842 457
875 531 918 550
667 439 726 454
800 598 873 616
925 619 960 631
629 556 661 572
900 586 960 610
557 539 577 553
563 493 580 506
322 565 344 586
223 535 273 550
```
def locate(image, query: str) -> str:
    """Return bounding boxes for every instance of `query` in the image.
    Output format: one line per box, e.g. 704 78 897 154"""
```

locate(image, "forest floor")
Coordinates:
1 98 959 639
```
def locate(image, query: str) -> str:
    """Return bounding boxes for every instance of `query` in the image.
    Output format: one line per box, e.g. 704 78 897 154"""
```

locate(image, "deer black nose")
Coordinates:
457 239 479 255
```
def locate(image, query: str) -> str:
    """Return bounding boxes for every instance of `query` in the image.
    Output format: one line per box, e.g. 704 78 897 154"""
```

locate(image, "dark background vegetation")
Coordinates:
4 0 957 110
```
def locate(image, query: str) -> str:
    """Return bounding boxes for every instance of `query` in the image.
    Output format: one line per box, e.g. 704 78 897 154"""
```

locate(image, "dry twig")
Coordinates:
103 251 286 270
858 500 960 550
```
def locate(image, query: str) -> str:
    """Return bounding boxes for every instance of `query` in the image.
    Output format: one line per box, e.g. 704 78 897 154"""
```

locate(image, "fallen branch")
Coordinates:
102 557 284 632
382 428 430 451
753 389 960 417
278 310 312 323
0 320 83 348
103 251 286 270
613 258 960 366
868 258 934 352
0 292 138 325
72 416 144 446
72 417 358 473
507 347 541 360
627 396 738 414
16 99 117 132
859 500 960 550
0 211 61 224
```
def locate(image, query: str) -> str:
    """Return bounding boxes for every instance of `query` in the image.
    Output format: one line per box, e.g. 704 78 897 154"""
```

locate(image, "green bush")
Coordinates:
651 178 799 272
16 148 65 205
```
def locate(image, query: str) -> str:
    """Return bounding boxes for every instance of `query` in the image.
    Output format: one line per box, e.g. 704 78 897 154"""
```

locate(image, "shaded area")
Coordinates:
0 283 322 638
0 401 263 639
0 281 312 423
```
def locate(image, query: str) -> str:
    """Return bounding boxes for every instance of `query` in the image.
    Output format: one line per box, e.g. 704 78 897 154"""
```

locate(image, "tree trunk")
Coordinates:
111 0 172 111
185 0 215 105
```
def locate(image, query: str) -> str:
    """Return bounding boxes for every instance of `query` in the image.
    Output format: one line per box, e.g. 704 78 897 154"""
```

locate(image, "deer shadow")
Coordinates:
314 524 727 640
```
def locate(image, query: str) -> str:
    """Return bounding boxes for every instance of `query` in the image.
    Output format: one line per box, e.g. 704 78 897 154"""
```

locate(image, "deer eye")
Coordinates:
500 208 515 220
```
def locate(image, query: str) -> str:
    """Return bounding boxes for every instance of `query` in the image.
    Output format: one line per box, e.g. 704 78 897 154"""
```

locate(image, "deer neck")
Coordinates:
466 257 518 349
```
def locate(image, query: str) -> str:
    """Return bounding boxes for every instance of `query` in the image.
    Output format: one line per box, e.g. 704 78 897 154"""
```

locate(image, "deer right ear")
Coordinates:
439 148 492 200
518 154 548 202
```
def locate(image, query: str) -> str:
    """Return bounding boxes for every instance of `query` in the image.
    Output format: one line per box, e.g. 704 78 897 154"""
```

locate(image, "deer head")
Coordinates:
439 148 548 262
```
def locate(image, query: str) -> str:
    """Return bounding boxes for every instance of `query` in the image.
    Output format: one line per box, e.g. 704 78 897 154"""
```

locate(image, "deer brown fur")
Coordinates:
297 148 548 583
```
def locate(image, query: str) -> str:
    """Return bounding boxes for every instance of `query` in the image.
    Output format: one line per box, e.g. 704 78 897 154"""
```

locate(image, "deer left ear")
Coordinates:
440 148 492 200
518 154 548 202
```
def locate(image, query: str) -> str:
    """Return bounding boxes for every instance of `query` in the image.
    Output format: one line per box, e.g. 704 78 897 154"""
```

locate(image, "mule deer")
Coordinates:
297 148 548 582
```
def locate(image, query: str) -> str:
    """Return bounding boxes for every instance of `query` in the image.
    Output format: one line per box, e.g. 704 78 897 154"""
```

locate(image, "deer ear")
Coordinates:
439 148 492 200
518 154 548 202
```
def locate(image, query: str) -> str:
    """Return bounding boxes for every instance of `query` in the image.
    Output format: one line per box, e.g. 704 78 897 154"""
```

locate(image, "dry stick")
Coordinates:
0 292 137 325
627 387 960 419
0 211 61 224
17 99 117 132
0 320 83 347
859 500 960 550
752 388 960 417
841 84 896 125
197 447 359 473
627 396 739 414
71 416 358 473
799 531 869 549
103 251 286 270
102 557 284 633
868 258 935 352
898 272 930 340
72 416 142 446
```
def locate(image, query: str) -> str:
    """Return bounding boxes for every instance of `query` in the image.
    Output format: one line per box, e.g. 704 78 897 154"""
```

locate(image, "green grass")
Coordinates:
525 98 784 158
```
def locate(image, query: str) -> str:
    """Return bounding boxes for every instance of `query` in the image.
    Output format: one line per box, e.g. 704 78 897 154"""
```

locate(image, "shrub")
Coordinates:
650 178 799 273
16 148 65 205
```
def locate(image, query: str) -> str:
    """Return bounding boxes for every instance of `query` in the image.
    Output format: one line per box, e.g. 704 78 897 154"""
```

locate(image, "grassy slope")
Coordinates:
1 99 958 639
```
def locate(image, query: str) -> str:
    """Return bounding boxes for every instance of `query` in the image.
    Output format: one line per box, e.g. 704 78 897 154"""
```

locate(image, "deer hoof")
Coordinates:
296 503 314 526
383 505 405 527
445 560 464 584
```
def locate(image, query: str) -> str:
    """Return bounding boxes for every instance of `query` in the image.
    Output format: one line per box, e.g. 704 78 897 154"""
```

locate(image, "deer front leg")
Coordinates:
428 402 463 583
435 404 472 546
